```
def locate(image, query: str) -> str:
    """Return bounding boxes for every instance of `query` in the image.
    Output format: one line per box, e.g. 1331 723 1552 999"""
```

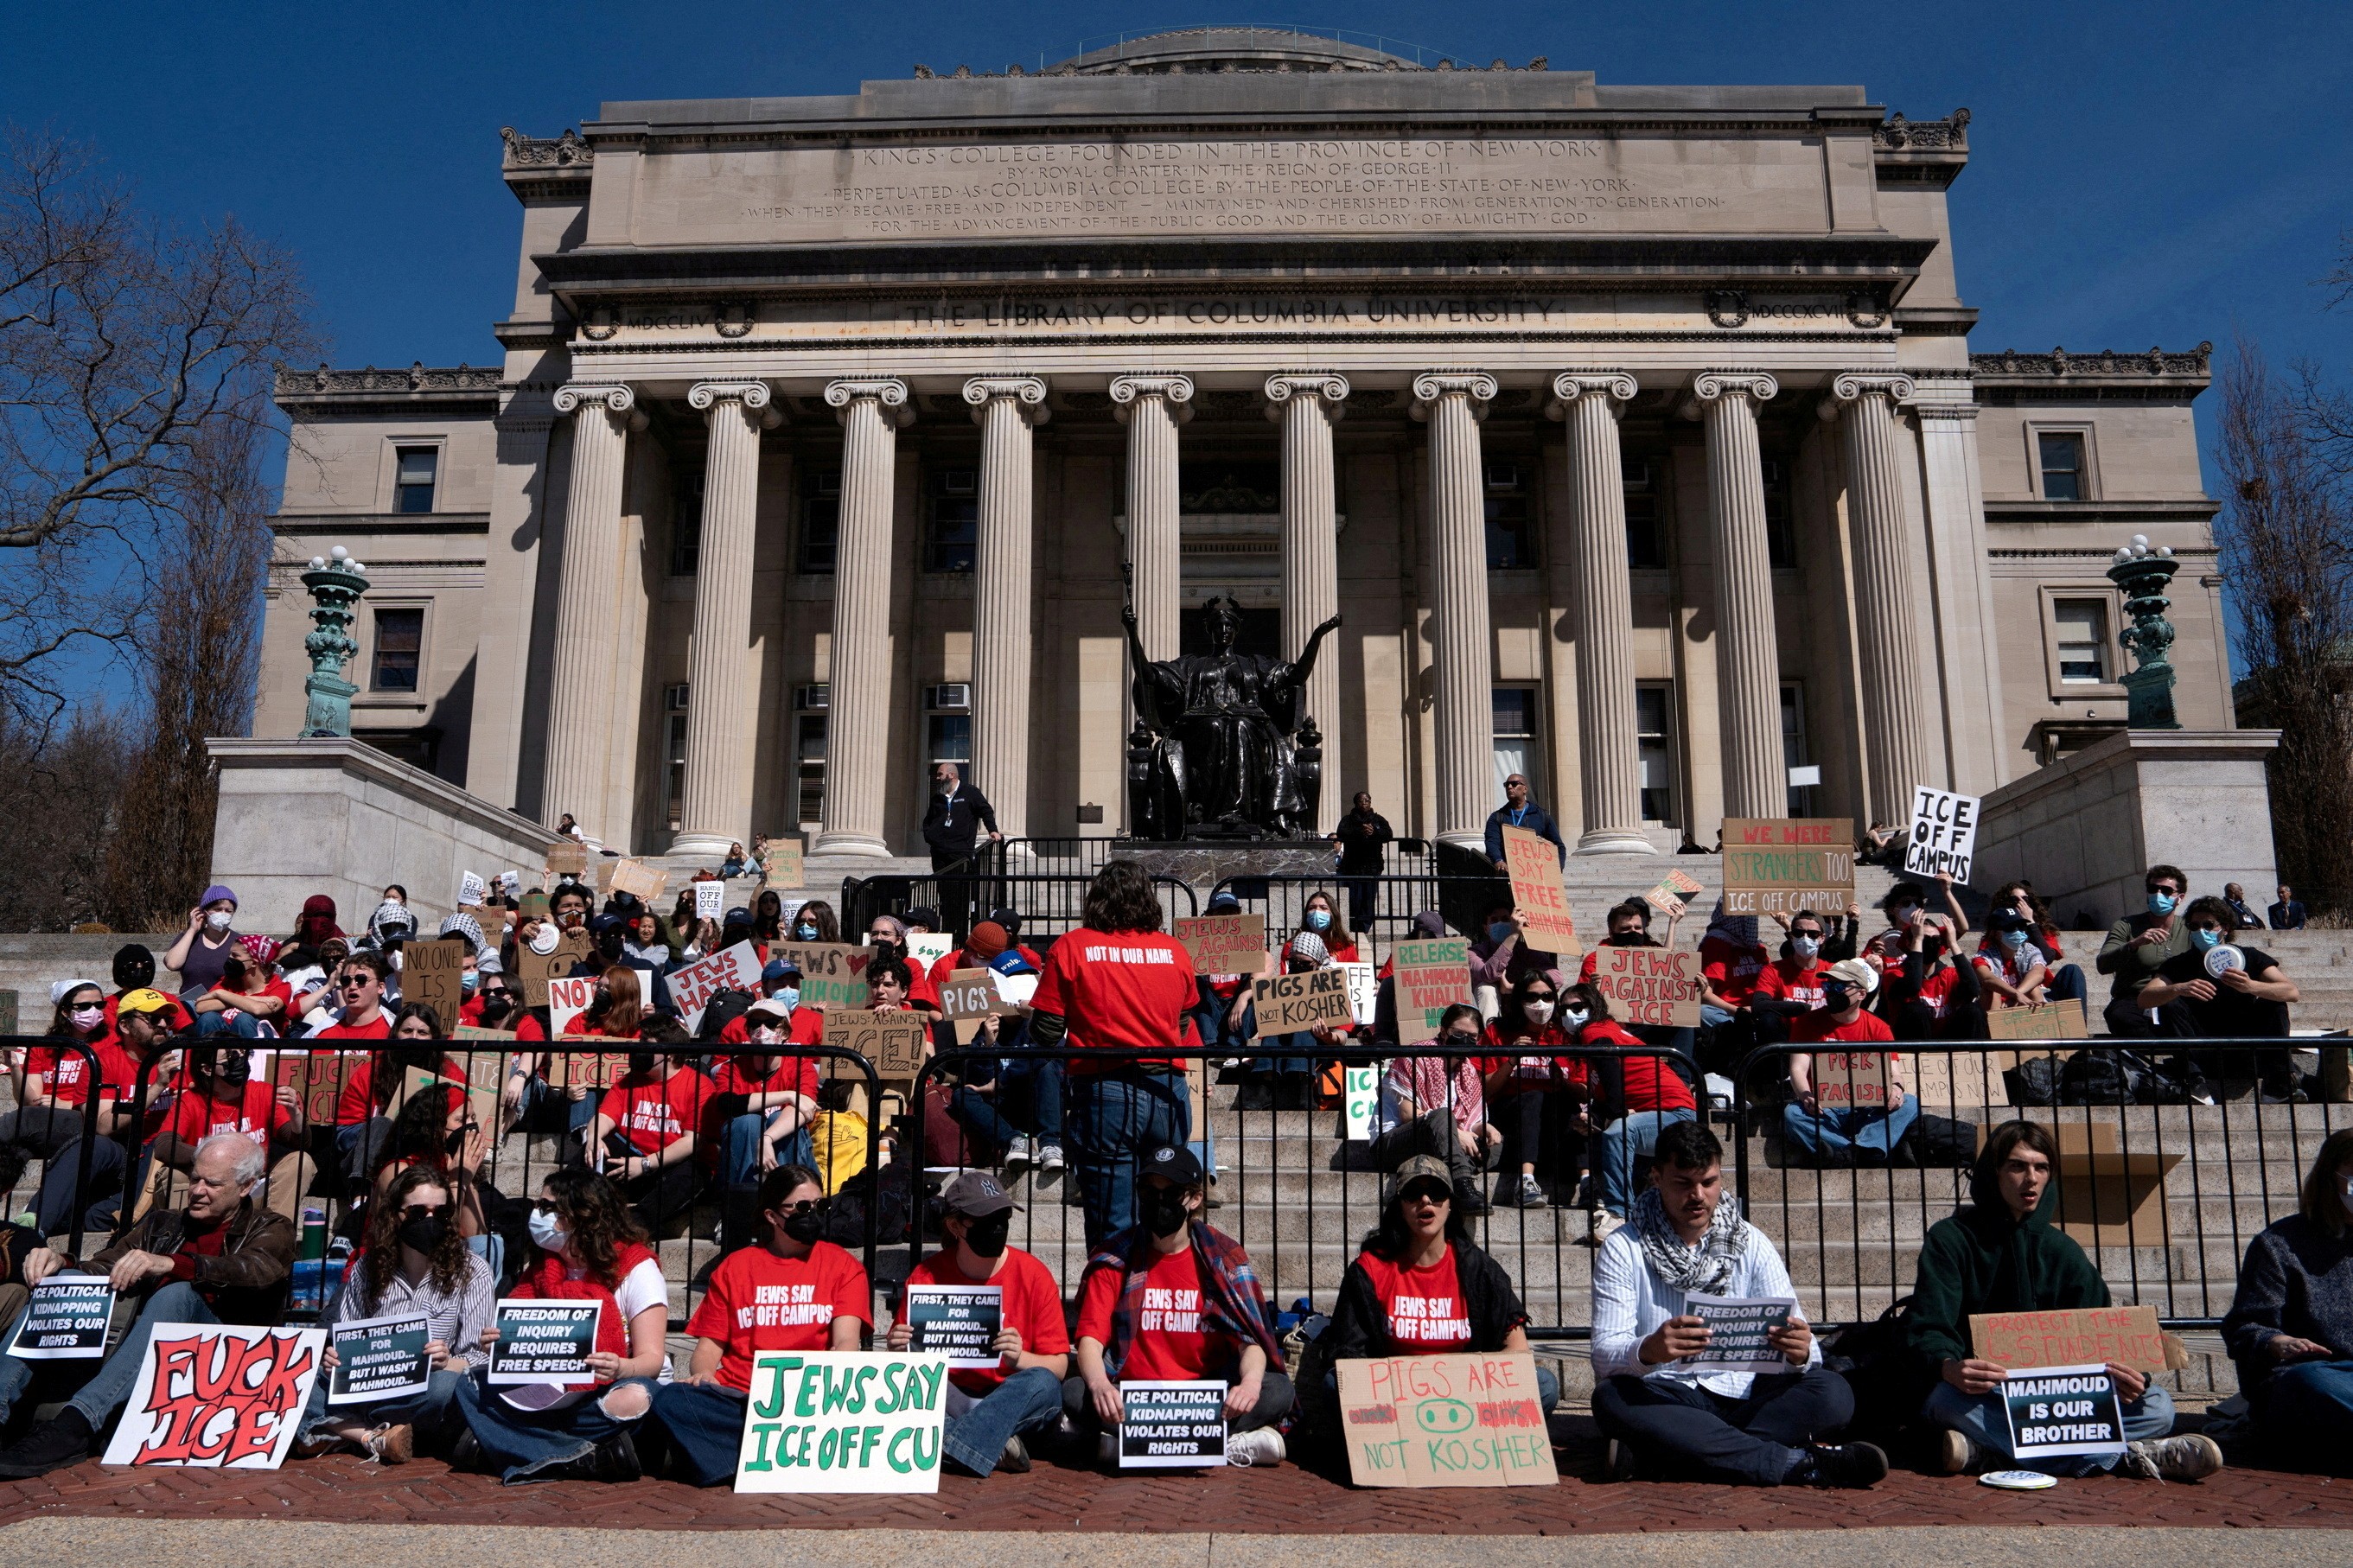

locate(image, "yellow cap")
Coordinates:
117 988 174 1016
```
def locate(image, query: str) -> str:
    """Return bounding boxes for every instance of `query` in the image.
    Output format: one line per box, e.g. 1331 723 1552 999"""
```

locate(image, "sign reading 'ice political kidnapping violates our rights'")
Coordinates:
1119 1380 1228 1467
328 1313 435 1405
487 1301 602 1385
7 1275 114 1359
1903 786 1981 883
2002 1363 2127 1461
732 1352 948 1494
902 1284 1003 1370
100 1323 326 1469
1336 1352 1558 1488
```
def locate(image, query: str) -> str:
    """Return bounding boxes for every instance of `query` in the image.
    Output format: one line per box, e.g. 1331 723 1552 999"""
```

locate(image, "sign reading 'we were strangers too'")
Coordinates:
1720 819 1854 916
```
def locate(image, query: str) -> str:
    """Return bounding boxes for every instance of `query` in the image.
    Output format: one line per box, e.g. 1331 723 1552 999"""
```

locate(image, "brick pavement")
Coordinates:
0 1418 2345 1535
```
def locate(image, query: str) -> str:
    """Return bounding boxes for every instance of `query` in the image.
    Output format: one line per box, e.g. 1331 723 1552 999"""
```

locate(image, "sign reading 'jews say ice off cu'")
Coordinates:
1336 1352 1559 1488
1719 819 1855 916
1903 787 1980 883
733 1352 948 1494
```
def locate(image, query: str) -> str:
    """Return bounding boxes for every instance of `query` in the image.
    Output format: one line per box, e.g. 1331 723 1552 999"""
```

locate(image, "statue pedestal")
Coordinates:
1120 840 1336 888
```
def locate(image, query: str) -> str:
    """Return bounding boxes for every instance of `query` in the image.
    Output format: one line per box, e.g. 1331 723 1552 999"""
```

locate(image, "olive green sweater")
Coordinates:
1904 1153 2110 1369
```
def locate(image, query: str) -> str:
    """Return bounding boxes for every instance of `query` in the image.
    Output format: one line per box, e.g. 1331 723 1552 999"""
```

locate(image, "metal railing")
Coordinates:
840 870 1198 944
1205 872 1510 966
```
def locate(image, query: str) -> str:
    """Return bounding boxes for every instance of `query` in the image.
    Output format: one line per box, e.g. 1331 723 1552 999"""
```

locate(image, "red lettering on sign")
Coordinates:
132 1332 317 1465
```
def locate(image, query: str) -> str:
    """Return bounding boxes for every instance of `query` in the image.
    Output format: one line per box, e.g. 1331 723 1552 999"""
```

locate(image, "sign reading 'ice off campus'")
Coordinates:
1719 819 1855 916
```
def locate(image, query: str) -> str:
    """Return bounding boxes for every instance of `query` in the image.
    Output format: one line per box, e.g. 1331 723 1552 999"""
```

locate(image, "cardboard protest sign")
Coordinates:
668 940 762 1032
271 1051 356 1128
545 975 596 1039
1970 1305 2184 1373
764 837 805 887
2001 1364 2127 1460
456 870 487 909
937 968 999 1023
99 1323 326 1468
1682 1297 1797 1372
8 1275 115 1359
403 936 469 1031
1174 913 1269 975
1811 1050 1894 1112
1720 819 1856 915
775 942 875 1009
1986 999 2089 1042
1642 869 1706 918
607 858 664 903
733 1351 947 1494
1343 1064 1379 1141
1591 947 1703 1028
516 926 592 1008
1903 786 1981 883
902 1284 1003 1370
1252 967 1354 1037
695 878 726 921
552 1049 634 1091
453 1024 519 1044
1500 825 1578 953
1336 1352 1559 1488
328 1312 434 1406
488 1300 601 1385
399 1057 501 1139
1340 960 1378 1027
545 840 589 880
1119 1381 1227 1468
907 933 955 970
1391 937 1473 1042
826 1009 930 1079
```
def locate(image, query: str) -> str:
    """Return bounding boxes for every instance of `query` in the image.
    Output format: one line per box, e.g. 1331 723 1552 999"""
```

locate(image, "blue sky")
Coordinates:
6 2 2350 703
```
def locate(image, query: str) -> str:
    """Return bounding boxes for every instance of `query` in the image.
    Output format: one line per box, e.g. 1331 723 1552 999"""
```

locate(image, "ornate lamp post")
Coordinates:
2108 533 2181 730
299 545 371 737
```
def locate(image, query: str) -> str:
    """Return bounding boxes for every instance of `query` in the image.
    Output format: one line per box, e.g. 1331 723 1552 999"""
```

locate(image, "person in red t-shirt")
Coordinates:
709 1001 821 1244
1699 905 1771 1020
1750 908 1835 1045
648 1163 870 1486
26 989 176 1239
190 948 291 1039
883 1170 1069 1477
1783 959 1917 1164
592 1035 712 1238
1565 982 1698 1240
150 1042 309 1221
1481 972 1585 1210
1068 1144 1290 1468
0 982 111 1192
1029 860 1199 1249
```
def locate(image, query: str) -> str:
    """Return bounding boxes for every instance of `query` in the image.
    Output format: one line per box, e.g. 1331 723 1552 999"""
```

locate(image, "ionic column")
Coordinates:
1549 371 1654 854
1413 371 1498 849
1825 372 1935 822
670 381 777 857
1109 374 1193 663
964 375 1048 842
1266 373 1349 813
1694 372 1786 819
813 378 910 857
541 383 636 833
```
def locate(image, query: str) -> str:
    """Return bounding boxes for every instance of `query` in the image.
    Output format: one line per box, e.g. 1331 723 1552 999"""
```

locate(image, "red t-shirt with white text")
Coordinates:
1076 1245 1222 1381
598 1066 714 1156
167 1081 295 1149
899 1246 1071 1393
1352 1245 1475 1352
1031 927 1194 1072
685 1240 872 1393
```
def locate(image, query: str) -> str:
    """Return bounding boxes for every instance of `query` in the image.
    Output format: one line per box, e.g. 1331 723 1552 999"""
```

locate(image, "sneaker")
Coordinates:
1002 1134 1035 1173
997 1433 1032 1475
2124 1433 2224 1482
1600 1437 1637 1482
1497 1174 1546 1208
1796 1441 1888 1488
590 1431 642 1483
450 1427 486 1474
1227 1428 1285 1468
1097 1431 1117 1464
1935 1427 1980 1476
1038 1143 1066 1173
367 1423 415 1466
1587 1209 1624 1246
2259 1076 2309 1105
0 1410 92 1479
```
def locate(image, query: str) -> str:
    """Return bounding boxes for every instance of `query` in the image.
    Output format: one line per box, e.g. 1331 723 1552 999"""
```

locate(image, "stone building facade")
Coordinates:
258 29 2229 858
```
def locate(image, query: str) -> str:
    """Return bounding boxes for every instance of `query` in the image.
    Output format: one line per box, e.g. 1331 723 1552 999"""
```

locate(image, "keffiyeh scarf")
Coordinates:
1631 1185 1751 1296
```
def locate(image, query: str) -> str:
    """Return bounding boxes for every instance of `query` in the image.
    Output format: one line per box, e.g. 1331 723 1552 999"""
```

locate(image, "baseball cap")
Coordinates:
986 907 1023 934
1206 890 1242 915
989 948 1037 978
746 995 794 1022
118 988 174 1017
1826 958 1879 997
903 905 941 932
1385 1155 1455 1204
938 1169 1021 1218
1138 1144 1203 1186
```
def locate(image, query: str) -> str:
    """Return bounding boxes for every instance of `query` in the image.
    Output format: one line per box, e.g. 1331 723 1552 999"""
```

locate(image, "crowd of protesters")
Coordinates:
0 776 2334 1489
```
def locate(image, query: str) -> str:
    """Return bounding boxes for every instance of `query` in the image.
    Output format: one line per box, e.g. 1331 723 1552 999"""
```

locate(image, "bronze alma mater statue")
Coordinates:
1122 591 1341 840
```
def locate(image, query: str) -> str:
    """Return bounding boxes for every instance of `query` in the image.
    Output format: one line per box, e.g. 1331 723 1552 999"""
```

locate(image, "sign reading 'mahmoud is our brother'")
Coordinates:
628 135 1844 245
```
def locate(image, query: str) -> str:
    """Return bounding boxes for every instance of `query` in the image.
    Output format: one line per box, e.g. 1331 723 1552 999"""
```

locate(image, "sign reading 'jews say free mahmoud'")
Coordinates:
733 1352 948 1494
1336 1352 1558 1488
1500 825 1578 953
1719 819 1855 916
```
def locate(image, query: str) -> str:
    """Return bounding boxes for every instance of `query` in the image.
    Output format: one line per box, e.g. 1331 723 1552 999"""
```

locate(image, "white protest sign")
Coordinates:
545 975 596 1039
8 1274 114 1359
1903 786 1981 883
456 870 487 908
99 1323 326 1468
1342 1065 1379 1141
1119 1380 1228 1467
733 1351 948 1494
907 932 955 970
1340 960 1377 1027
695 878 726 921
667 939 762 1032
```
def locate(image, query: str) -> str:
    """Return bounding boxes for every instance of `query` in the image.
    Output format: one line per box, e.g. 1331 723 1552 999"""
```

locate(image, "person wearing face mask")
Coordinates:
708 999 821 1248
883 1171 1070 1476
1235 932 1338 1112
864 915 944 1013
101 943 194 1039
1068 1144 1291 1469
455 1168 667 1483
572 915 673 1018
1480 972 1582 1208
2140 896 2302 1100
294 1166 494 1464
0 982 113 1199
591 1030 712 1238
648 1164 870 1486
2095 864 2194 1038
2222 1128 2353 1469
26 991 178 1237
1292 890 1359 964
1567 981 1699 1246
788 897 842 946
146 1042 309 1221
1782 959 1915 1165
1470 902 1559 1010
1970 910 2053 1013
1750 911 1833 1028
190 949 290 1040
164 884 244 1000
1372 1004 1499 1216
1697 903 1771 1031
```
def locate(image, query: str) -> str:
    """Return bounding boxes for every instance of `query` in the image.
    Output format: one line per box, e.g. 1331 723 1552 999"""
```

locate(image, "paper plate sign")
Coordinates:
2205 944 2247 978
8 1275 115 1359
1336 1352 1558 1488
100 1323 326 1469
1119 1380 1227 1467
733 1352 947 1494
2001 1364 2126 1460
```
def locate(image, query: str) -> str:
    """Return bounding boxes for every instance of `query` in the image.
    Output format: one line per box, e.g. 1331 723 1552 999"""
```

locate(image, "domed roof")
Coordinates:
1050 26 1426 74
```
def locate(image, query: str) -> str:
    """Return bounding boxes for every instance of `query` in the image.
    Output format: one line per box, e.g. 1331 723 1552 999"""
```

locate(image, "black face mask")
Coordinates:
781 1209 828 1246
1822 983 1854 1011
628 1051 657 1076
211 1055 251 1093
960 1211 1011 1259
444 1125 469 1157
1138 1185 1190 1240
869 940 902 962
398 1212 449 1254
597 933 625 960
476 991 514 1023
1923 935 1946 962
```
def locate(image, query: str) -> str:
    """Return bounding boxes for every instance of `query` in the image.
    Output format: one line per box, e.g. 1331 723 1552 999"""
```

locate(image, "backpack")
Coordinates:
825 1158 910 1249
1821 1295 1934 1442
2003 1054 2062 1106
1893 1112 1978 1169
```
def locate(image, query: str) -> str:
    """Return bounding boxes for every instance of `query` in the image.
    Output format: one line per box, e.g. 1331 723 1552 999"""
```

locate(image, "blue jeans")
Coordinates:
722 1112 813 1189
2258 1361 2353 1472
1591 1108 1697 1217
194 1011 270 1040
297 1365 469 1445
1068 1073 1188 1249
1237 1009 1310 1080
949 1057 1065 1151
1923 1377 2174 1475
941 1365 1065 1477
454 1372 657 1482
1781 1095 1920 1163
0 1281 222 1431
649 1380 753 1487
31 1132 133 1236
2045 964 2088 1005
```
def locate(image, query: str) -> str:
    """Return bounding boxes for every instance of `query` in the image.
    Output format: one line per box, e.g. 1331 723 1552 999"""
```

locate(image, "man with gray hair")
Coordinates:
0 1133 297 1477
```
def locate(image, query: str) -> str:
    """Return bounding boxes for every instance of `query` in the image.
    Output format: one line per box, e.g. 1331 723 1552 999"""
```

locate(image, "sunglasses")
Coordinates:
1440 1031 1480 1048
339 978 376 991
1400 1183 1452 1206
399 1203 452 1222
773 1198 827 1218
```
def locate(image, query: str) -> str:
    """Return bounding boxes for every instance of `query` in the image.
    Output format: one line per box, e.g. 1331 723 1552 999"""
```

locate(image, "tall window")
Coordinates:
1762 458 1795 567
794 685 829 825
1635 683 1678 825
1492 686 1540 800
798 467 842 573
2038 433 2087 500
1483 460 1534 570
2055 599 2110 683
1781 682 1813 815
926 468 979 573
370 608 423 692
1623 457 1665 569
926 683 972 781
670 470 703 577
393 448 437 514
663 685 690 832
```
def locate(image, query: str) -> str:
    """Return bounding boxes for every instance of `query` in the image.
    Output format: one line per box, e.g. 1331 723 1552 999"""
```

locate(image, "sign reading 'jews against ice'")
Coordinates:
100 1323 326 1469
732 1352 947 1494
1903 787 1981 883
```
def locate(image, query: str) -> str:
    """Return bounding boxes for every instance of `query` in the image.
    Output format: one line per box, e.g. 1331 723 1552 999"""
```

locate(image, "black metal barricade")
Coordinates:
1205 872 1508 966
841 871 1197 944
0 1040 105 1259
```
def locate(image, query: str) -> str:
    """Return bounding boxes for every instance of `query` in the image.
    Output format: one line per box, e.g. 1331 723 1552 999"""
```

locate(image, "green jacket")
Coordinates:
2094 911 2188 1005
1904 1146 2110 1369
